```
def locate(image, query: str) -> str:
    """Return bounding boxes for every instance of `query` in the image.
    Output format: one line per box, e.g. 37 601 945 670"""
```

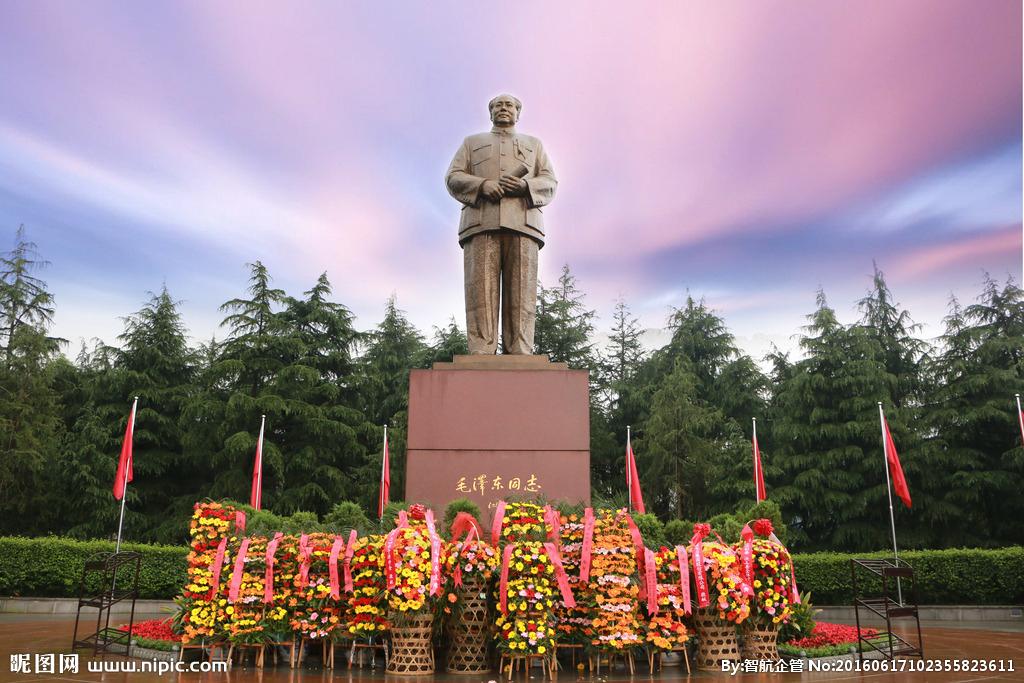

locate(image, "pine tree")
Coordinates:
0 228 64 534
534 264 596 368
921 277 1024 545
771 290 898 551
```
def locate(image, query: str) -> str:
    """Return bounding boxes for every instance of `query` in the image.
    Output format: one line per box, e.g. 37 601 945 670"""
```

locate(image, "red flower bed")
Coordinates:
117 618 178 642
786 622 876 649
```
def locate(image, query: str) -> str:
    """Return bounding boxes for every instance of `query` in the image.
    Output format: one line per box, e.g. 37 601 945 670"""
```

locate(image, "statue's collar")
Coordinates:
490 125 517 136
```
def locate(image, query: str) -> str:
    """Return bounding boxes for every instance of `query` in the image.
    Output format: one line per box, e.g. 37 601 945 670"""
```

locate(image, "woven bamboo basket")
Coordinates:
446 580 491 673
741 622 779 660
694 608 739 671
387 612 435 675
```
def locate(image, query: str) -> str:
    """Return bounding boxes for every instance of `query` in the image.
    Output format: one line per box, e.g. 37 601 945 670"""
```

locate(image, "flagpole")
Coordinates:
877 402 903 605
255 415 265 510
379 424 388 520
626 425 632 510
115 396 138 554
1016 394 1023 443
752 417 761 503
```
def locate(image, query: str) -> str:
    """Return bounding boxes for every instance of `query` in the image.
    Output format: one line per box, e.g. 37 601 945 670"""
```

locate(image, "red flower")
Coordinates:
693 523 711 539
753 519 774 537
409 504 427 520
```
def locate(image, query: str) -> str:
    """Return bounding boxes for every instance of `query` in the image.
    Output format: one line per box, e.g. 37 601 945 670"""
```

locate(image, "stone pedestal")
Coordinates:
405 355 590 525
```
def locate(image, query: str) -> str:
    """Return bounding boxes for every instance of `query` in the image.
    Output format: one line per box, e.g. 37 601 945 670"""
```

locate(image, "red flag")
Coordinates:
753 422 767 503
112 398 137 500
378 427 390 520
626 431 646 514
882 415 911 508
250 416 265 510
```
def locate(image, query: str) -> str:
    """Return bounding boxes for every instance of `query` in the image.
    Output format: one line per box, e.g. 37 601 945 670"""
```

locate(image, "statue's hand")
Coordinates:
499 175 528 196
481 180 505 201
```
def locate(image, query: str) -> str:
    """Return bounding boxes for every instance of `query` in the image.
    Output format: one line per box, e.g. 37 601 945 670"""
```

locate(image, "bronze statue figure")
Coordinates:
446 94 558 354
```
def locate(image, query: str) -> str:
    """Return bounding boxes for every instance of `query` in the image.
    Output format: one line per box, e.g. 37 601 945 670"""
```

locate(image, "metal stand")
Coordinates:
71 552 142 656
851 558 924 661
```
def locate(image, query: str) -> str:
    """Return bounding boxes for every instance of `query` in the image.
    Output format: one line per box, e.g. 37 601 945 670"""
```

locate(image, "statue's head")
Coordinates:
488 94 522 127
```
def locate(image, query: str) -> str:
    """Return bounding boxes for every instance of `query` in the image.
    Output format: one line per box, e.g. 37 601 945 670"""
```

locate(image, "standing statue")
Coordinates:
446 94 558 355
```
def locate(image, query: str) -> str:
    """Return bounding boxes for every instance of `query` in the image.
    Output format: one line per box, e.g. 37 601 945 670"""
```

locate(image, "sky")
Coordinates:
0 1 1020 362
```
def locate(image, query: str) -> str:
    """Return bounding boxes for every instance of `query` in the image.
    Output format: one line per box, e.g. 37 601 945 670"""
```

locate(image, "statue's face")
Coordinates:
490 96 520 126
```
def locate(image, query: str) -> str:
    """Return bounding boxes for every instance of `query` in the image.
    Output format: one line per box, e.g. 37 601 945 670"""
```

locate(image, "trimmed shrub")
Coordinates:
0 536 187 599
1 536 1019 606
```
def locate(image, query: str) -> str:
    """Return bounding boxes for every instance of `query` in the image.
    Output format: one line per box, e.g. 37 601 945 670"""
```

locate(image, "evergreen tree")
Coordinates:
420 318 468 365
921 277 1024 545
0 228 64 534
534 264 596 368
771 291 900 551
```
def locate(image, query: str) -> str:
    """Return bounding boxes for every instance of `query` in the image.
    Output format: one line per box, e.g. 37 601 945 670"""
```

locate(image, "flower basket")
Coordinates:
741 622 778 660
387 611 435 675
446 578 490 673
694 608 739 671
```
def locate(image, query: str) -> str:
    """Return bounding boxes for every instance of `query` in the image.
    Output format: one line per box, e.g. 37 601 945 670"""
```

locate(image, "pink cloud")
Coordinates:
892 225 1021 280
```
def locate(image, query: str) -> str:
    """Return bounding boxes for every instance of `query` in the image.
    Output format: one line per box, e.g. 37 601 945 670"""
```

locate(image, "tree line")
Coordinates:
1 226 1021 551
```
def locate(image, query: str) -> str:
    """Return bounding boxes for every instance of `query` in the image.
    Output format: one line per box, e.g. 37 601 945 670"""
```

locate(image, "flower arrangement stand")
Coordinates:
647 647 690 675
741 624 779 660
590 651 634 676
500 653 555 681
265 640 296 667
226 642 264 669
553 643 586 672
177 638 223 664
294 637 331 668
348 639 389 669
387 613 435 675
694 609 739 671
446 579 491 674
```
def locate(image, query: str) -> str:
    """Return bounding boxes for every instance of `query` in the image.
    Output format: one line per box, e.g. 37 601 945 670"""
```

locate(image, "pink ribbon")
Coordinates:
228 537 250 603
209 537 229 599
425 509 443 596
644 548 658 615
234 511 246 534
298 534 311 587
675 545 692 615
691 529 710 608
626 513 647 600
788 553 801 604
498 544 514 615
263 532 283 603
491 500 507 545
579 507 595 582
544 542 576 608
383 511 409 589
740 523 755 589
450 512 481 588
329 535 344 600
543 505 561 547
343 529 357 593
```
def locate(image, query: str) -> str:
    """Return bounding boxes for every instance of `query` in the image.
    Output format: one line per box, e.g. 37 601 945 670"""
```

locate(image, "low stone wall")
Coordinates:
0 596 174 616
815 605 1022 622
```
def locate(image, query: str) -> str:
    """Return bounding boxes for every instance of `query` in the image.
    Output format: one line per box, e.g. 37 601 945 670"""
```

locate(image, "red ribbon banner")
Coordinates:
450 512 481 588
263 532 283 604
234 510 246 534
675 545 692 615
329 535 344 600
228 537 250 603
498 544 514 615
626 513 647 600
788 552 801 604
644 547 658 615
691 529 710 608
424 509 442 597
740 523 755 596
543 505 561 547
543 542 576 608
343 529 357 593
209 537 229 599
579 507 595 582
491 500 507 546
298 534 311 587
383 511 410 590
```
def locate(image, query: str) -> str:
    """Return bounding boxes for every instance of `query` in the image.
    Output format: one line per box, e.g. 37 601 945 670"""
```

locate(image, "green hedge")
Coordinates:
791 547 1024 605
0 537 1020 606
0 537 187 600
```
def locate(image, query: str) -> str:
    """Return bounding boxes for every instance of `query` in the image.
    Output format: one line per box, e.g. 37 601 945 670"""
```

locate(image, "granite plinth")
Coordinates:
405 355 590 525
